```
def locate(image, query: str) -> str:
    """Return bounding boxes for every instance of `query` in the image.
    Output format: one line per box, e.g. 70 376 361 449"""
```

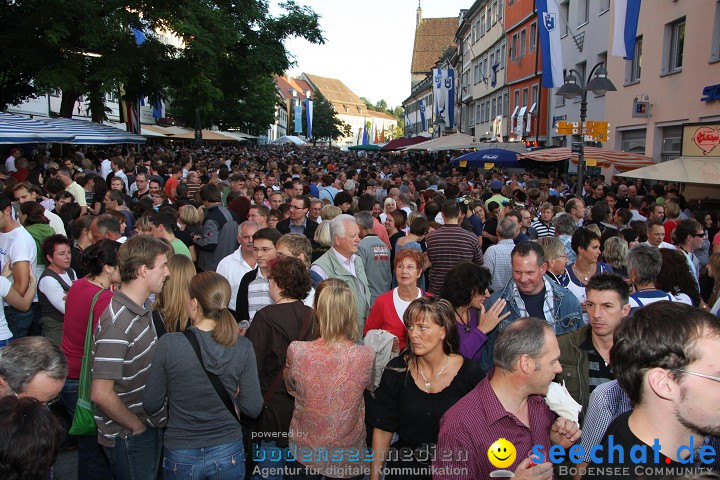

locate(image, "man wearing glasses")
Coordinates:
675 219 705 285
276 195 318 242
0 336 66 405
583 301 720 478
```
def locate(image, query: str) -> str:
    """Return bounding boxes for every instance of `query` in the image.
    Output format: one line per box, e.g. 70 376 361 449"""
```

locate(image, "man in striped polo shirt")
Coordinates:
425 200 484 294
91 236 172 480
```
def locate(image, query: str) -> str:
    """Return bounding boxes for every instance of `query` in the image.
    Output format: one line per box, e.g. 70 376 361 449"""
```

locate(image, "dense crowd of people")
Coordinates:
0 143 719 480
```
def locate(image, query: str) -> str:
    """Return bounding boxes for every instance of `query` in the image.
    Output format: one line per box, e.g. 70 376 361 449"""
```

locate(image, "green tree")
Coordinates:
374 99 388 113
312 92 349 144
359 97 375 111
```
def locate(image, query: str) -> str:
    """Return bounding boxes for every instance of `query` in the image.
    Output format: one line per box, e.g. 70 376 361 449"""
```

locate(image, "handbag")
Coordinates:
69 288 107 436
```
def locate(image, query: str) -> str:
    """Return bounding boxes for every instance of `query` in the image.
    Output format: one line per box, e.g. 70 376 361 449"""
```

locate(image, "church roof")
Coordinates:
411 17 458 74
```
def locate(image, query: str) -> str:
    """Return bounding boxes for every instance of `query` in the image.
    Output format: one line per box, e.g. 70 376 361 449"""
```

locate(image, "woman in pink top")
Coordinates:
284 279 374 480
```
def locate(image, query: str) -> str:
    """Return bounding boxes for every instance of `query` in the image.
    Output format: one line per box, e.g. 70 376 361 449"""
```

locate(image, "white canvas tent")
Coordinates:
402 133 485 152
617 157 720 185
272 135 306 145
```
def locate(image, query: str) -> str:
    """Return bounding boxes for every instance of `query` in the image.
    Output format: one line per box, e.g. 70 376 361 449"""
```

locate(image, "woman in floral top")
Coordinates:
284 279 374 480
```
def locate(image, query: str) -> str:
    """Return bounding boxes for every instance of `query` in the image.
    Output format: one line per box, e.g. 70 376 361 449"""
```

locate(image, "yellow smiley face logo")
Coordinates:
487 438 517 469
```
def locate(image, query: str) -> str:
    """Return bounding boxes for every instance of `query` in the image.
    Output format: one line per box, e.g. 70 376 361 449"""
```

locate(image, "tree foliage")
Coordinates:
312 92 350 143
0 0 324 131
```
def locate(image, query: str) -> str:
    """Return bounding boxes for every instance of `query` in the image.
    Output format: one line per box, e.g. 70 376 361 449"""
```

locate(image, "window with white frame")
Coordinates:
599 0 610 14
479 101 485 123
492 0 498 24
472 25 477 43
481 12 486 36
485 101 490 122
531 84 538 106
712 2 720 61
511 33 518 60
470 104 475 126
530 22 537 52
477 104 482 124
520 29 526 58
498 0 503 20
483 55 488 80
503 90 509 116
667 17 685 72
476 19 482 41
578 0 589 25
514 90 520 110
500 43 506 68
490 51 495 70
560 1 569 36
596 52 608 93
486 6 492 31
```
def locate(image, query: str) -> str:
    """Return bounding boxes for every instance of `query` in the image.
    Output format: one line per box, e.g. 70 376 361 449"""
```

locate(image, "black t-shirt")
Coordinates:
482 217 498 252
584 412 706 480
520 287 546 318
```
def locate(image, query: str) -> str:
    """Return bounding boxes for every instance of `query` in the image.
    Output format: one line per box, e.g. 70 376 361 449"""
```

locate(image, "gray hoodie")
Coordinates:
143 326 263 449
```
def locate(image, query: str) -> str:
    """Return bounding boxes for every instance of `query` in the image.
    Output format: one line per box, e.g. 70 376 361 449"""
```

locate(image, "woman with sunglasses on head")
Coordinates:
367 297 484 480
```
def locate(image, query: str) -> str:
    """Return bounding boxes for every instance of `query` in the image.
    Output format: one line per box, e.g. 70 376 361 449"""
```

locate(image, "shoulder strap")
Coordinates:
183 329 240 424
83 289 107 357
261 306 314 406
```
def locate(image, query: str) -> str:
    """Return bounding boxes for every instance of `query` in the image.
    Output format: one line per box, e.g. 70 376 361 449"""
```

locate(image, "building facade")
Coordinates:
505 0 547 145
605 0 720 161
547 0 611 148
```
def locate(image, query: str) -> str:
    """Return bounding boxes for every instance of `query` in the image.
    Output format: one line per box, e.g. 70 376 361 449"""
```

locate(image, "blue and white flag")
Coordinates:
612 0 642 59
432 68 455 129
362 119 368 145
294 102 302 133
491 64 499 88
152 100 164 119
537 0 564 88
404 109 411 132
131 27 147 46
305 99 313 139
419 100 426 131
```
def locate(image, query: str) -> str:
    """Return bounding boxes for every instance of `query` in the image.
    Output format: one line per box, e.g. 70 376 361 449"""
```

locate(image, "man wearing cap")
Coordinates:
485 179 509 208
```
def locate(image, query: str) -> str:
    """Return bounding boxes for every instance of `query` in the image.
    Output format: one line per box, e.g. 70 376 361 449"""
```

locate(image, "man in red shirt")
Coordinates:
164 165 183 202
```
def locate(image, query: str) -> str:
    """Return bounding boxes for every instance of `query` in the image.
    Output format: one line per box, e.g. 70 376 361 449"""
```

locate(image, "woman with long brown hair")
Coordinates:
143 272 263 480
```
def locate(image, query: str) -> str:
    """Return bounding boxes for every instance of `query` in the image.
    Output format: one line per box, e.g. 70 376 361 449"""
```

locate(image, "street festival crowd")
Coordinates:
1 143 720 480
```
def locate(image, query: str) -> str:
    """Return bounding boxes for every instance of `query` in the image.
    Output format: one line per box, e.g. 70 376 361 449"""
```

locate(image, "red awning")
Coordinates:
380 136 429 151
519 146 656 172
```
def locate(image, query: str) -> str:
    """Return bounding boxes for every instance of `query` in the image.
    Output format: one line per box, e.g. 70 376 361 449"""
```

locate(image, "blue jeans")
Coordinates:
59 379 114 480
5 303 40 339
0 337 12 348
252 441 289 480
162 439 245 480
285 460 364 480
104 425 162 480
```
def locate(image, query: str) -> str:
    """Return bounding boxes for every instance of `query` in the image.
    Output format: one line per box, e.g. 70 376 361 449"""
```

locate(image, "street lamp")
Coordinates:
556 62 616 197
433 117 446 139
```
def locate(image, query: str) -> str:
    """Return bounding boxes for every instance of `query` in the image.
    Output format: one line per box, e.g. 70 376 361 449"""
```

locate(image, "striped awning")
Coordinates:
0 112 75 144
519 146 656 171
39 117 146 144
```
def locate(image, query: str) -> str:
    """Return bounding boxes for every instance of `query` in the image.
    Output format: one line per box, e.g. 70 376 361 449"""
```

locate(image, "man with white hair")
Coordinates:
311 214 370 330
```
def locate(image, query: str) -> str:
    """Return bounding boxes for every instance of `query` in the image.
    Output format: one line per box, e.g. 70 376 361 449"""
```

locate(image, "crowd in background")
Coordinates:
0 142 719 480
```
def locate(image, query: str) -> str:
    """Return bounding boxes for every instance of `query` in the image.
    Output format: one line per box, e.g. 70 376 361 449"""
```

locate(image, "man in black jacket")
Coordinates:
276 195 318 243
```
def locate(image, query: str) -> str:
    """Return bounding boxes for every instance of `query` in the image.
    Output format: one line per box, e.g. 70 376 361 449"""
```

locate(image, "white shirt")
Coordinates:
644 240 676 250
0 225 38 305
310 248 358 279
5 156 16 172
216 249 255 311
0 277 12 339
44 209 66 236
38 270 75 314
100 159 112 179
392 287 422 324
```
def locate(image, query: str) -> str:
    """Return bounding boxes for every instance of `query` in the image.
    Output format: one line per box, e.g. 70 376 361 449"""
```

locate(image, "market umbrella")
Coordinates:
0 112 75 143
170 130 239 141
617 157 720 184
348 144 381 151
519 146 655 172
380 136 430 151
451 149 520 168
39 117 146 144
271 135 307 145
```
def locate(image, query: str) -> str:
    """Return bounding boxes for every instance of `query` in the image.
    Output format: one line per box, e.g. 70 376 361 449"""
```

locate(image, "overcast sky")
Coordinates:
270 0 471 109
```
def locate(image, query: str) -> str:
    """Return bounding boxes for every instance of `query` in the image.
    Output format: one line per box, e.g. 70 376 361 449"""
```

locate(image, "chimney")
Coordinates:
416 0 422 28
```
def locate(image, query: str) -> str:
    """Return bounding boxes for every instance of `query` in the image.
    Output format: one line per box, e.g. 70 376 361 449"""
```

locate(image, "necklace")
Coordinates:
418 356 450 392
456 309 472 333
573 262 594 282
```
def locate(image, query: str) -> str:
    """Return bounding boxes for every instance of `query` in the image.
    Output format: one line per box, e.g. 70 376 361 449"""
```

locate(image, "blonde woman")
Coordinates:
143 272 263 480
312 220 333 261
284 281 374 480
320 204 341 222
379 197 396 225
152 254 196 337
602 236 629 278
134 215 154 236
177 204 203 262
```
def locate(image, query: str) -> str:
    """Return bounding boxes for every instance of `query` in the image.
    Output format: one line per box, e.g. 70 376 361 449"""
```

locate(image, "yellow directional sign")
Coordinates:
556 120 610 139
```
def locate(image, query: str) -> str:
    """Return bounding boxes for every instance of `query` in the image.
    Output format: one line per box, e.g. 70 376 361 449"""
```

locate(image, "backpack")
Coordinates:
212 206 239 271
